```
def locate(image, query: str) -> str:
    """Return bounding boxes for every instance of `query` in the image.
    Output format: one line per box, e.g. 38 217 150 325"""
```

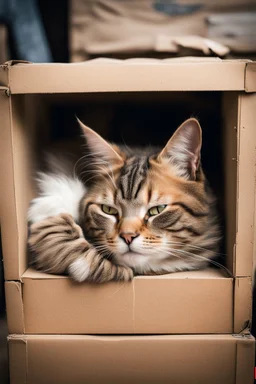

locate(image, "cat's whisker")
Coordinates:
160 246 232 276
80 162 117 189
149 239 225 257
157 248 184 260
73 151 106 175
95 166 117 189
81 174 101 184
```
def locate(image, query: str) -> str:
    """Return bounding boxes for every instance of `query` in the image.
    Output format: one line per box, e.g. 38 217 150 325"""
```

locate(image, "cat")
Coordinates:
28 117 220 283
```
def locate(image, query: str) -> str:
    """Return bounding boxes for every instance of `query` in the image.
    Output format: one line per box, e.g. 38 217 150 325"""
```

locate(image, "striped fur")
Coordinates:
28 214 133 283
28 118 221 283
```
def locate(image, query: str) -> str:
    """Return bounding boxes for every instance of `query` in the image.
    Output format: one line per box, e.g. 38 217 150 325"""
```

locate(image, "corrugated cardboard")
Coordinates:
0 59 255 336
0 59 256 281
5 268 233 334
234 277 252 334
5 281 24 334
8 334 255 384
0 59 256 94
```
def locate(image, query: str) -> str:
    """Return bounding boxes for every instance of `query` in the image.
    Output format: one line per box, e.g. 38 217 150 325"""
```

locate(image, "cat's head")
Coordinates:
78 118 217 273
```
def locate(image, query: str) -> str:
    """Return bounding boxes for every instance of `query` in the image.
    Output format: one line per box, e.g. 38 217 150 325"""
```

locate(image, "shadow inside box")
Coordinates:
0 235 8 384
0 313 8 384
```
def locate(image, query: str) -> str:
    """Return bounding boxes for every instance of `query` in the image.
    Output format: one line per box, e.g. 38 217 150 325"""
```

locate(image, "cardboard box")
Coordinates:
70 0 256 61
0 59 256 334
5 268 234 334
8 334 255 384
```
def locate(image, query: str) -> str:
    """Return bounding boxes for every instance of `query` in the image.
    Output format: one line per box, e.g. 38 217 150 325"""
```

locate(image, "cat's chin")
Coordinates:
123 251 145 257
117 251 149 270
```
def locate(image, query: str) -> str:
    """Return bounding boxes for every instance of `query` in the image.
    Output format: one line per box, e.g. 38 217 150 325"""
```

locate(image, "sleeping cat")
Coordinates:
28 118 220 283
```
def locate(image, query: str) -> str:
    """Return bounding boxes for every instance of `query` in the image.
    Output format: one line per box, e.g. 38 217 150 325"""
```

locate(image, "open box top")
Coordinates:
0 58 256 282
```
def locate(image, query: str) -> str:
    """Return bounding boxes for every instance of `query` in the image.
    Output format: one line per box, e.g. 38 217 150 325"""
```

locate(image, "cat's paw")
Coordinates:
68 257 91 282
28 213 88 274
115 265 134 282
87 256 134 284
28 213 84 247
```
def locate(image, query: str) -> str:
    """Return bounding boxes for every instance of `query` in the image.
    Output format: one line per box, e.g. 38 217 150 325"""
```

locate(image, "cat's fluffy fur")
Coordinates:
28 118 220 283
28 172 86 223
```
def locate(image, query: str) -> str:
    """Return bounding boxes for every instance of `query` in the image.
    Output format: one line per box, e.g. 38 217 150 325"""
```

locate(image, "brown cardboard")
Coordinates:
245 62 256 93
8 334 255 384
236 93 256 276
0 59 256 337
0 59 255 94
0 92 34 280
1 59 256 283
8 336 27 384
222 92 238 274
223 92 256 276
234 277 252 334
5 281 24 334
70 0 255 61
5 268 233 335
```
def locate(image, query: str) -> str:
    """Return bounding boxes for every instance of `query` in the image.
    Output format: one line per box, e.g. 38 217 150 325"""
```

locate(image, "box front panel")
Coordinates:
8 335 255 384
22 269 233 334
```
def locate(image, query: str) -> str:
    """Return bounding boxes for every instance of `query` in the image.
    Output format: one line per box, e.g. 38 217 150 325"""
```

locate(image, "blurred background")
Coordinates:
0 1 256 382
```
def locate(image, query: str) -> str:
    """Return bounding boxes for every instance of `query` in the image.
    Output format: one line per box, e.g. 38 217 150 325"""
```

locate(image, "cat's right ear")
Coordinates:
77 118 124 167
157 118 202 180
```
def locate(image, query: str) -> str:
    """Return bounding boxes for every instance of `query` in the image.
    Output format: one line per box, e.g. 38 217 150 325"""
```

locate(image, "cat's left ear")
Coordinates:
158 118 202 180
77 118 124 167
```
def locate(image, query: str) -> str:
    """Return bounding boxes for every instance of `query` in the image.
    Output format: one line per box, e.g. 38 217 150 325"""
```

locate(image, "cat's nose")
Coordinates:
120 232 139 245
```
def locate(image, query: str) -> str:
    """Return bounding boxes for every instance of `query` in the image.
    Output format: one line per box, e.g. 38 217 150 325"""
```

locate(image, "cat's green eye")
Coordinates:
148 205 167 217
101 205 118 215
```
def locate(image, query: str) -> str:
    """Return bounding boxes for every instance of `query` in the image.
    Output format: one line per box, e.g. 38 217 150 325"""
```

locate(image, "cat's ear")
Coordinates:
158 118 202 180
77 118 123 167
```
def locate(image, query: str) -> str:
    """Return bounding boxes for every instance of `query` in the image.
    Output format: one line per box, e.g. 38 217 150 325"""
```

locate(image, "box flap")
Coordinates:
21 266 229 280
0 59 251 94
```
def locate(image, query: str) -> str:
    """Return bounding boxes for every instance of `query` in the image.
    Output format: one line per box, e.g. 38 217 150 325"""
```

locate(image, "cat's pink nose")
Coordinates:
120 232 139 245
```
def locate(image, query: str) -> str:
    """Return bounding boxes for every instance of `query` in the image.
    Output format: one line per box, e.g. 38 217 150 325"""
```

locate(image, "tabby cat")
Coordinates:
28 118 220 283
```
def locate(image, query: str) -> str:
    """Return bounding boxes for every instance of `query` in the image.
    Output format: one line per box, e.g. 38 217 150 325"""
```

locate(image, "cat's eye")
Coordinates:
148 205 167 217
101 204 118 215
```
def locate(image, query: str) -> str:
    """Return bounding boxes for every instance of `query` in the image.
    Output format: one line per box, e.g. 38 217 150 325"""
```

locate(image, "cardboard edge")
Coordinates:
8 335 27 384
234 277 252 334
245 62 256 93
1 60 31 67
0 91 21 280
5 281 25 334
0 61 30 90
234 334 255 384
7 61 248 94
235 93 256 276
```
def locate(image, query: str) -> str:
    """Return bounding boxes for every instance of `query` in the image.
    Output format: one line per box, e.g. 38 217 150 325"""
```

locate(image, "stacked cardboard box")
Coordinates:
0 58 256 383
70 0 256 61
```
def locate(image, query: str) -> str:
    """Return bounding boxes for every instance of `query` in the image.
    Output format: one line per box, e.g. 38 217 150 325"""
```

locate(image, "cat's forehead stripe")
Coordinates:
119 156 148 200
